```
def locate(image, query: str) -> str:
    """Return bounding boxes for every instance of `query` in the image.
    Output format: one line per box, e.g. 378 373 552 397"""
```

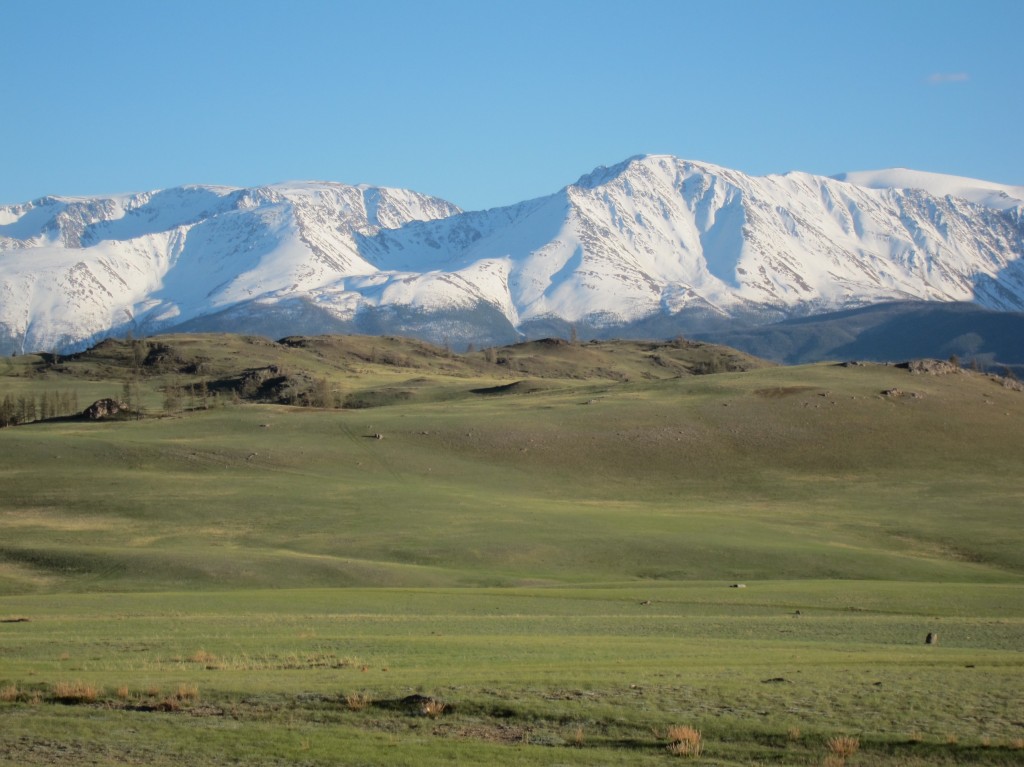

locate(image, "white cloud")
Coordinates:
927 72 970 84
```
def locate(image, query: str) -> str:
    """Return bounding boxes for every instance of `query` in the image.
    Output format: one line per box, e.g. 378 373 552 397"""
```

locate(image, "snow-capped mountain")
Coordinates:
1 155 1022 354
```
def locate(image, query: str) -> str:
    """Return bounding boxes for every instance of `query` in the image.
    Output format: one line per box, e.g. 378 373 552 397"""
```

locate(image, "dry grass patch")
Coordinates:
666 725 702 757
344 692 372 711
190 649 218 666
825 735 860 765
421 698 447 719
0 684 19 702
827 735 860 757
787 726 802 742
116 685 131 701
175 683 199 701
570 725 585 747
52 680 100 704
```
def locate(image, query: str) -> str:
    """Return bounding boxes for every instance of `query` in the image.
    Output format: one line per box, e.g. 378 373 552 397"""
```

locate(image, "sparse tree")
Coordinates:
163 380 183 414
309 377 332 408
39 391 51 421
121 377 141 418
17 394 36 424
0 394 15 427
131 339 147 369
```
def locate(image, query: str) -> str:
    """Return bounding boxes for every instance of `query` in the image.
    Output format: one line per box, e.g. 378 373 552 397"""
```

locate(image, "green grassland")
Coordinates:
1 334 1022 765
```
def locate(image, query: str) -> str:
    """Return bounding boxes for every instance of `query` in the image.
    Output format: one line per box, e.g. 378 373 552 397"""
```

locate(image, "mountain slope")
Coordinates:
0 184 460 353
1 155 1022 355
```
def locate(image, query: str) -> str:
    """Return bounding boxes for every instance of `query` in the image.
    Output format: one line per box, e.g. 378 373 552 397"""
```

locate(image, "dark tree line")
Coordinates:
0 390 80 428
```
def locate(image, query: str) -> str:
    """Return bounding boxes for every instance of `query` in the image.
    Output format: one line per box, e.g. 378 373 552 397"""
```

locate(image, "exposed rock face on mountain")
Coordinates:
1 155 1022 354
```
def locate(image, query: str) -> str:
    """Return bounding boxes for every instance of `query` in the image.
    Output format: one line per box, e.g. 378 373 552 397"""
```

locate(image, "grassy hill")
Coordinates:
1 333 1022 765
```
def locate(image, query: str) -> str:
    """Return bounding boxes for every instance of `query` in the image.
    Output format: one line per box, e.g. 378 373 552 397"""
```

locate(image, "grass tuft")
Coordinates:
52 680 100 704
421 698 447 719
175 683 199 702
570 725 585 747
190 649 218 666
0 684 19 702
666 725 702 757
344 692 372 711
826 735 860 762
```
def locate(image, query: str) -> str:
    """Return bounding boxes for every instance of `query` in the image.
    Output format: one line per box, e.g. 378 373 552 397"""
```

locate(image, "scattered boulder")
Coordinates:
83 398 127 420
902 359 962 376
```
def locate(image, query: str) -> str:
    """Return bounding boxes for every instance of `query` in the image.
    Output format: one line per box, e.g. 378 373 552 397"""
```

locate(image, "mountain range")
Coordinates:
2 155 1023 363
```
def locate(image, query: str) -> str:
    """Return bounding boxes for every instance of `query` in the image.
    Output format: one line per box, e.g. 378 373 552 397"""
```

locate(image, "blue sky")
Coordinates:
2 0 1021 211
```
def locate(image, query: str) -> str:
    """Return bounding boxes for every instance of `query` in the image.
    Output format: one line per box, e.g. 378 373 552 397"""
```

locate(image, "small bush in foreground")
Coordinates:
666 725 702 757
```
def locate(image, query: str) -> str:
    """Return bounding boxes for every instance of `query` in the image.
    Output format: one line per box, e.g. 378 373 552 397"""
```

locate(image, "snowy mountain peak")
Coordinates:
833 168 1024 211
1 157 1022 355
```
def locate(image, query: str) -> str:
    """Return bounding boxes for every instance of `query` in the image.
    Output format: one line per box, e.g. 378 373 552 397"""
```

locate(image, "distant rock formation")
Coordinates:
84 398 126 420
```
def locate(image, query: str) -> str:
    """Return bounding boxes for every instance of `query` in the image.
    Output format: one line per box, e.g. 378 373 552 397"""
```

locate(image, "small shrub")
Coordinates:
666 725 702 757
421 699 446 719
827 735 860 758
0 684 18 702
345 692 372 711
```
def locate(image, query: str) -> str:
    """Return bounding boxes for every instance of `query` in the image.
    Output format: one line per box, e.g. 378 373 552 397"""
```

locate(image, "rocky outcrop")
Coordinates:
902 359 963 375
84 398 126 420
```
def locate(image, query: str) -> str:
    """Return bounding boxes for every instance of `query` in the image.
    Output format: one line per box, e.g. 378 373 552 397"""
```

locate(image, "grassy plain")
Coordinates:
1 335 1022 765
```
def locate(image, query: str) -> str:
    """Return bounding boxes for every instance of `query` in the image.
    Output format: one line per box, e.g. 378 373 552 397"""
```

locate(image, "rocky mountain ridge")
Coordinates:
1 155 1022 354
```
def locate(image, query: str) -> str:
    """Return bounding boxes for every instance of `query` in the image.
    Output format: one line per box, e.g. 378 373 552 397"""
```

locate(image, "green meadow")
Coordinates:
1 335 1022 765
